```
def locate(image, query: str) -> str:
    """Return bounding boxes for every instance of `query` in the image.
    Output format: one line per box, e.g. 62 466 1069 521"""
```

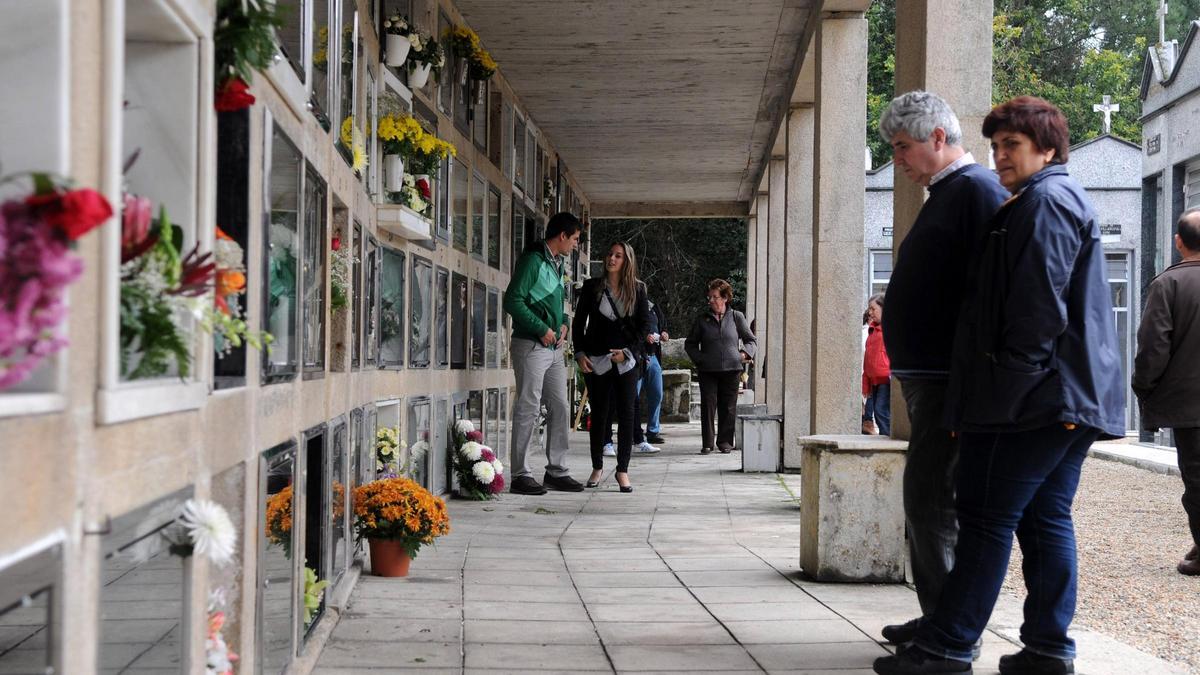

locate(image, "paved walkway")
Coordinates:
313 423 1182 674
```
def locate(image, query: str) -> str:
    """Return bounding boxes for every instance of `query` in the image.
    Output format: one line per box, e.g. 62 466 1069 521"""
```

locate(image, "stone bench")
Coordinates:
659 369 692 423
798 434 908 582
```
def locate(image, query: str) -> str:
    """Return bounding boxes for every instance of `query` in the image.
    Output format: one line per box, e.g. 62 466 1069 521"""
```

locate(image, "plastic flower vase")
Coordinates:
368 538 412 577
385 34 411 68
384 154 405 192
409 61 432 89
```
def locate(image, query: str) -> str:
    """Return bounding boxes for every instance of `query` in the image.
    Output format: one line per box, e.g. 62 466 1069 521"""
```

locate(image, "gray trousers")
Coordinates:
509 337 572 479
901 378 961 616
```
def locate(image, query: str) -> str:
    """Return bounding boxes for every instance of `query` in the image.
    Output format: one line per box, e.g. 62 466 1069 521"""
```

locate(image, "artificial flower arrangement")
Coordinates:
206 227 272 357
339 117 368 176
213 0 283 112
163 498 238 567
376 112 455 214
329 234 351 311
303 566 329 626
444 25 497 81
406 31 445 86
205 607 238 675
352 476 450 563
0 172 111 390
450 419 505 500
119 198 214 380
376 426 404 475
264 485 293 555
543 177 557 211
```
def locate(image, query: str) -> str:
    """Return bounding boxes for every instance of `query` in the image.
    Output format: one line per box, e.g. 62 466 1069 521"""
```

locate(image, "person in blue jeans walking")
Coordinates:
874 96 1125 675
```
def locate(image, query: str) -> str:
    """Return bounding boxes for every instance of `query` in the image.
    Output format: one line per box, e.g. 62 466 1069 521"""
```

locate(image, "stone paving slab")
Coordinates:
312 423 1181 674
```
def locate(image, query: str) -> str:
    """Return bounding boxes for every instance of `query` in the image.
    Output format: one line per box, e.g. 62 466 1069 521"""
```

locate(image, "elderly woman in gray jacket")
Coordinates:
685 279 756 454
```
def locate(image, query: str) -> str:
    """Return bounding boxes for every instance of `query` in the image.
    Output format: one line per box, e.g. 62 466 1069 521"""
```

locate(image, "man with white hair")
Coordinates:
876 91 1008 651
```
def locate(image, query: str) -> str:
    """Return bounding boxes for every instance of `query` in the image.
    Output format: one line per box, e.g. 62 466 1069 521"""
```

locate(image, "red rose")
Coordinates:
415 176 431 200
215 78 255 112
331 237 341 251
27 188 113 240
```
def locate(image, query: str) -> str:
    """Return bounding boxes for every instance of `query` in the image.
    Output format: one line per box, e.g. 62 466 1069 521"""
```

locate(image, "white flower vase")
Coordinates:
385 34 411 67
408 62 432 89
457 56 469 85
385 154 404 193
474 79 487 104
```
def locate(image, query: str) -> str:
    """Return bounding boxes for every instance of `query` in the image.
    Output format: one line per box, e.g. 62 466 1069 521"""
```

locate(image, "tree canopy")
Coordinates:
867 0 1200 168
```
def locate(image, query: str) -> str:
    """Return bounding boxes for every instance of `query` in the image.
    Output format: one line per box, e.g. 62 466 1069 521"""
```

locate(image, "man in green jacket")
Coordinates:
503 212 584 495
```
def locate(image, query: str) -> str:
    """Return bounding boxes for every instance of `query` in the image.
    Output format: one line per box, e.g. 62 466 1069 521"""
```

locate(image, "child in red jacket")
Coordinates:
862 294 891 435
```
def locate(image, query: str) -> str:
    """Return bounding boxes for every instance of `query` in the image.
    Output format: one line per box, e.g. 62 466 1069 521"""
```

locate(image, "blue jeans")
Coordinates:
914 424 1101 662
639 355 664 434
864 382 891 435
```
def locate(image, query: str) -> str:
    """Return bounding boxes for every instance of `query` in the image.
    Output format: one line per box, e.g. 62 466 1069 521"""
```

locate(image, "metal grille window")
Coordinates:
1186 160 1200 210
1107 252 1133 431
867 249 892 301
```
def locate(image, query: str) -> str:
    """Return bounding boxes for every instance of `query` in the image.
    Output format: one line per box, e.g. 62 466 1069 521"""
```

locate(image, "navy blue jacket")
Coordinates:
883 163 1009 379
945 165 1125 438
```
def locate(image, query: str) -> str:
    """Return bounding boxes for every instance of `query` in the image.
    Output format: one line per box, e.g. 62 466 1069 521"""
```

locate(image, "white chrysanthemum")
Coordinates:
460 441 482 461
179 499 237 567
409 34 423 51
410 440 429 460
491 458 503 475
472 461 496 485
456 419 475 434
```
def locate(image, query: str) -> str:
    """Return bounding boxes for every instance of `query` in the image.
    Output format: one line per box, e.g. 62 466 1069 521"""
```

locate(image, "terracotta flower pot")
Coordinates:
368 538 412 577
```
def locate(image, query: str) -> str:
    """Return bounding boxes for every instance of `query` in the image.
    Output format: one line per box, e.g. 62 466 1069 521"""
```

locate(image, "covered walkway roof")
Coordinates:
455 0 857 217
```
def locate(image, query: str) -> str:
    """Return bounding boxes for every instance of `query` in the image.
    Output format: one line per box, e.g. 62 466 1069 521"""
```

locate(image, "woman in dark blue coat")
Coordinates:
874 97 1125 675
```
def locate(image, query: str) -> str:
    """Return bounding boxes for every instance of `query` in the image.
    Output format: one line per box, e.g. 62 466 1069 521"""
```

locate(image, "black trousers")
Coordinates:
1175 428 1200 549
602 386 644 446
699 370 740 451
586 367 639 472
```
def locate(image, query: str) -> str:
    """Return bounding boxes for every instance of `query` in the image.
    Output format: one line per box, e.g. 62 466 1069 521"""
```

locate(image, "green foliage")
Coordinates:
866 0 1200 167
588 219 748 334
120 282 191 380
215 0 286 83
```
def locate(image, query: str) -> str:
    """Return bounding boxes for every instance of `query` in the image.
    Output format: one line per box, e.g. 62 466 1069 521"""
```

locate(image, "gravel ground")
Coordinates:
1001 456 1199 671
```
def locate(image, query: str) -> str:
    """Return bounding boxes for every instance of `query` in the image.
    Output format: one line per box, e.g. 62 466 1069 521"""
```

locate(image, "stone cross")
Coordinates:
1093 95 1120 134
1158 0 1169 44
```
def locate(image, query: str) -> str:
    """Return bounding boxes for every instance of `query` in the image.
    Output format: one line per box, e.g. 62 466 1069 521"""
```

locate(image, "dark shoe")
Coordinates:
718 445 733 454
700 447 713 455
615 471 632 493
881 618 922 645
1186 545 1198 561
509 476 547 495
543 473 584 492
646 433 665 444
873 646 972 674
998 649 1073 674
1178 557 1200 576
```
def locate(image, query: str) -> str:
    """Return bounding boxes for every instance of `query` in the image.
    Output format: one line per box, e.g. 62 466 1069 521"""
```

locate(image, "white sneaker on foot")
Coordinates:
603 443 616 457
635 441 660 454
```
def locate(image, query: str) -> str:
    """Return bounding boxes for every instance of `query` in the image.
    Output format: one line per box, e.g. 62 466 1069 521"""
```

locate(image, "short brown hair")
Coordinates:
707 278 733 301
982 96 1070 164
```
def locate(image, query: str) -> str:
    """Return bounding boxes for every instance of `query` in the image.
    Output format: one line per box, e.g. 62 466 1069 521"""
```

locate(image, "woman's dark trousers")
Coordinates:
585 367 638 472
913 424 1101 662
699 370 740 451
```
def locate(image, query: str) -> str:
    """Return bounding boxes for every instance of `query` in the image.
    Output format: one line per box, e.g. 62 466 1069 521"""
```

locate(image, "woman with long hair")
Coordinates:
684 279 756 455
572 241 651 492
874 97 1125 675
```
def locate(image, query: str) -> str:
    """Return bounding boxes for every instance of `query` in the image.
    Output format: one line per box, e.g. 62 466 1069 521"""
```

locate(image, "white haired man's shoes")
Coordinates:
635 441 660 454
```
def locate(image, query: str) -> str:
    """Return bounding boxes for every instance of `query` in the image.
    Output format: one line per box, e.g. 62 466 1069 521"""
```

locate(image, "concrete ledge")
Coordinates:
1089 442 1180 477
785 433 907 471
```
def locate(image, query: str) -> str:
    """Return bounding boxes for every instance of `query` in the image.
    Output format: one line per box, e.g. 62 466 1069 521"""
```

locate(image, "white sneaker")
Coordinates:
635 441 661 454
603 443 616 457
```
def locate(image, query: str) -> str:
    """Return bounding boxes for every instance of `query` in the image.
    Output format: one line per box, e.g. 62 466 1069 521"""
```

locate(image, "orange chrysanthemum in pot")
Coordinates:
353 477 450 576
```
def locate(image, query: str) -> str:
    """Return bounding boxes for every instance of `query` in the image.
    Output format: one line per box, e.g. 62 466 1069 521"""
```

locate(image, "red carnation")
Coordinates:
415 176 431 200
466 430 483 442
26 188 113 241
215 78 255 112
331 236 341 251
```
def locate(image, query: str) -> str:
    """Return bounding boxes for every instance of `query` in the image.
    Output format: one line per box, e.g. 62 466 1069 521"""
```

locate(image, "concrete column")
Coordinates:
745 207 757 322
889 0 993 439
783 104 815 444
811 11 867 434
766 156 787 414
754 191 770 404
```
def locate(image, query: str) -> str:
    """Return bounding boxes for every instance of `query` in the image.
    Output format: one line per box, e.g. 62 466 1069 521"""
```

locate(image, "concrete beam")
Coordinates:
810 11 867 434
589 201 749 219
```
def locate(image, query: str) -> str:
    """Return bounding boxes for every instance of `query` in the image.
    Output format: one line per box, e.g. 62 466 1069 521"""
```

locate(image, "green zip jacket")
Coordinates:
504 243 566 344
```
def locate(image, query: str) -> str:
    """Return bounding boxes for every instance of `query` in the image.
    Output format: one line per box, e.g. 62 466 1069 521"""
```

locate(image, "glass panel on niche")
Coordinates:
512 203 525 268
310 0 332 130
265 125 302 381
351 221 363 368
434 267 449 368
406 398 432 488
259 444 296 672
378 247 406 367
437 11 453 114
277 0 307 83
486 388 500 454
472 80 488 150
487 186 501 269
498 389 509 458
410 256 433 368
486 288 499 369
99 490 191 674
330 202 350 371
0 589 53 673
336 0 357 165
513 115 526 190
302 164 328 374
500 291 510 369
471 173 485 259
430 398 449 495
329 419 349 585
450 272 468 370
364 234 380 365
468 390 483 440
471 281 486 369
302 429 327 636
436 156 451 243
451 158 468 252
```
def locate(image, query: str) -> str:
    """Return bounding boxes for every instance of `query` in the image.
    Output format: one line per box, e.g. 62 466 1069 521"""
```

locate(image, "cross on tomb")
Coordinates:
1158 0 1169 44
1093 95 1119 135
